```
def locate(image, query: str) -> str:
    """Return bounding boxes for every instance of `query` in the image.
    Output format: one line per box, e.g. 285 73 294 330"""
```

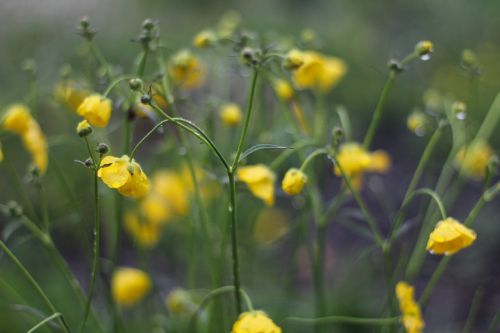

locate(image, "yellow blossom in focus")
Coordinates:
3 104 32 134
426 217 476 255
165 288 196 315
112 267 151 307
193 29 216 48
154 170 190 216
254 208 289 245
54 82 90 113
77 94 112 128
292 51 347 93
168 50 205 90
231 311 282 333
98 155 150 198
237 164 275 206
124 211 160 248
282 168 307 195
273 79 294 102
407 111 427 135
396 281 424 333
455 140 494 179
220 103 242 127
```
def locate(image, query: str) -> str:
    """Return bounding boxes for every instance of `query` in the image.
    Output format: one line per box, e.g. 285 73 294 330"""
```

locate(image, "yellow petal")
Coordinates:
98 156 130 189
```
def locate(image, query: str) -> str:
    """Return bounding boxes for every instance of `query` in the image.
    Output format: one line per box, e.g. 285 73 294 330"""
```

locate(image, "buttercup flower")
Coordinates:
168 49 205 90
77 94 112 128
282 168 307 195
140 193 171 225
407 111 427 135
3 104 32 134
124 211 161 248
76 119 92 137
231 311 282 333
153 170 190 216
455 140 494 179
427 217 476 255
396 281 425 333
98 155 150 198
237 164 276 206
193 29 216 48
284 49 304 69
54 81 90 113
292 51 347 93
112 267 151 307
273 79 294 102
220 103 242 127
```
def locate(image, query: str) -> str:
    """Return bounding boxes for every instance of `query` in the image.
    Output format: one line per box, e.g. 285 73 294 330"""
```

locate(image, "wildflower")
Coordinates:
333 142 391 189
76 119 92 137
426 217 476 255
415 40 434 57
3 104 48 173
77 94 112 128
273 79 294 102
396 282 425 333
98 155 150 198
455 140 494 179
140 193 171 225
193 29 216 48
220 103 242 127
153 170 190 216
165 288 197 315
112 267 151 307
237 164 275 206
124 211 160 248
168 50 205 90
54 82 90 113
407 111 427 135
282 168 307 195
231 311 282 333
292 51 347 93
283 49 304 70
254 208 289 245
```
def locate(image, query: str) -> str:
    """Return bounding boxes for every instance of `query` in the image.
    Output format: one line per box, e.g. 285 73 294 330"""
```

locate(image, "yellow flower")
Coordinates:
3 104 32 134
407 111 427 135
282 168 307 195
367 150 392 173
193 29 216 48
77 94 112 128
231 311 282 333
140 193 171 225
237 165 275 206
396 282 424 333
153 170 190 216
455 140 494 179
254 208 289 245
168 50 205 90
165 288 196 315
415 40 434 56
292 51 347 93
76 119 92 137
426 217 476 255
273 79 294 102
112 267 151 307
124 211 160 248
284 49 305 69
220 103 242 127
98 155 150 198
54 81 90 113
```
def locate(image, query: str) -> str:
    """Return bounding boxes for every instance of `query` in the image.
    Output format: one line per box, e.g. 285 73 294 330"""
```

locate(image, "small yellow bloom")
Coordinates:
273 79 294 102
367 150 392 173
292 51 347 93
98 155 150 198
153 170 190 216
76 119 92 137
140 193 171 225
407 111 427 135
54 81 90 113
455 140 494 179
415 40 434 56
220 103 242 127
3 104 32 134
112 267 151 307
231 311 282 333
237 165 275 206
396 281 424 333
77 94 112 128
284 49 305 70
254 208 289 245
168 50 206 90
193 29 216 48
124 211 160 248
426 217 476 255
165 288 196 315
282 168 307 195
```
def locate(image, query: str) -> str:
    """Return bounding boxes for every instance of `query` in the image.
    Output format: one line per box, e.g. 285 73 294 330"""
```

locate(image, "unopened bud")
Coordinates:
77 120 93 137
415 40 434 56
142 18 155 31
129 78 143 91
6 201 23 218
84 158 93 168
96 143 109 155
283 49 304 70
140 94 152 104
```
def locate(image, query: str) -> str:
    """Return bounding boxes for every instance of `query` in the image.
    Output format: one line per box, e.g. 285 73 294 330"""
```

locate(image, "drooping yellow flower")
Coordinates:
193 29 216 48
455 140 494 179
396 281 425 333
237 165 275 206
165 288 197 315
54 81 90 113
98 155 150 198
407 111 427 135
282 168 307 195
220 103 242 127
153 170 190 216
77 94 112 128
124 211 161 248
140 193 171 225
292 51 347 93
426 217 476 255
112 267 151 307
168 50 205 90
254 208 290 245
334 142 391 189
273 79 294 102
3 104 48 173
231 311 282 333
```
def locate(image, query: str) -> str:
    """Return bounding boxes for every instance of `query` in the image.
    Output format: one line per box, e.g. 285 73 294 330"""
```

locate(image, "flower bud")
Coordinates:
415 40 434 58
96 143 109 155
282 168 308 195
142 18 155 31
387 59 403 73
77 120 93 137
129 78 143 91
451 101 467 120
193 29 217 48
240 47 254 65
140 94 152 104
332 126 344 148
84 158 94 168
79 16 96 40
5 201 23 218
283 49 304 70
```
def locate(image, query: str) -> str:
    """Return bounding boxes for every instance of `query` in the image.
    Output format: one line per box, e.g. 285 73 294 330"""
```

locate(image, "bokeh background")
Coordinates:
1 0 499 332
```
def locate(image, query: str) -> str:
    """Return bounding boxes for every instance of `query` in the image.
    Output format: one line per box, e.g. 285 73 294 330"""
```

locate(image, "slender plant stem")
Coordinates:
284 315 400 326
313 224 328 318
0 240 70 333
129 119 170 160
487 309 500 333
228 172 242 314
462 287 484 333
300 148 328 172
27 312 63 333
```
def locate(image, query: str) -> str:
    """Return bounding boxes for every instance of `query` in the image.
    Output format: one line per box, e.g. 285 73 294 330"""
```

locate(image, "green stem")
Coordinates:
136 49 149 77
476 89 500 140
300 148 328 172
487 309 500 333
462 287 484 333
228 171 242 314
102 76 136 98
129 119 170 160
284 315 400 326
313 224 328 318
27 312 63 333
0 241 70 333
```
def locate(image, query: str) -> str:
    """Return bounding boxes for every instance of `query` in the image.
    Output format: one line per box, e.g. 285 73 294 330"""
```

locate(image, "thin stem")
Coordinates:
487 309 500 333
27 312 63 333
418 256 450 307
232 68 259 170
284 315 400 326
228 171 242 314
300 148 328 172
0 240 70 333
462 287 484 333
129 119 170 160
313 224 328 319
102 76 136 98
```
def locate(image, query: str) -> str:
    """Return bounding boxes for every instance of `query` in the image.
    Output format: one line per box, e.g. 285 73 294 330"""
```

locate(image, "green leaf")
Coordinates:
238 144 290 163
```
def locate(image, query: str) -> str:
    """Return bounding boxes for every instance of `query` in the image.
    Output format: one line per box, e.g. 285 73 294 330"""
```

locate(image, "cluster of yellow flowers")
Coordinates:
396 281 425 333
2 104 48 173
